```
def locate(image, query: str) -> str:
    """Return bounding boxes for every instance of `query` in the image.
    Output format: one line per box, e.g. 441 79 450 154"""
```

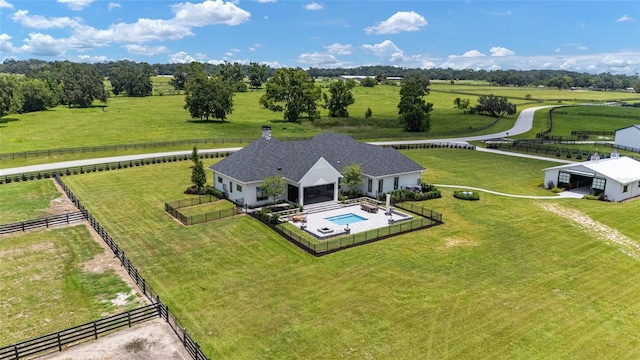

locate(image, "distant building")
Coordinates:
614 125 640 151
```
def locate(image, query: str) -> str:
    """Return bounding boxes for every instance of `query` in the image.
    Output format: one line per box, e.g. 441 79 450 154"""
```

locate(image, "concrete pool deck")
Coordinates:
292 204 413 239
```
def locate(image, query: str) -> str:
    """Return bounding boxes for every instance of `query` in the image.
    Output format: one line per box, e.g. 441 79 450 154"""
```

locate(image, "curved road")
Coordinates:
1 106 564 178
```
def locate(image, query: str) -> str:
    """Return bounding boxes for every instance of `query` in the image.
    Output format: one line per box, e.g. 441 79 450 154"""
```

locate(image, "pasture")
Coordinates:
27 149 637 359
0 225 144 345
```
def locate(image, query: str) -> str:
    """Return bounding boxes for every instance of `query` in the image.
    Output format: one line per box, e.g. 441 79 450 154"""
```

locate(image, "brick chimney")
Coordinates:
262 126 272 140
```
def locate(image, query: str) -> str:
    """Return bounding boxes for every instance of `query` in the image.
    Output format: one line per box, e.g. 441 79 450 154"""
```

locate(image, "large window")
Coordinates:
592 178 606 190
237 184 242 192
229 181 233 193
368 179 373 192
623 184 629 193
558 172 570 184
218 176 223 183
256 187 268 201
393 177 399 190
378 179 384 193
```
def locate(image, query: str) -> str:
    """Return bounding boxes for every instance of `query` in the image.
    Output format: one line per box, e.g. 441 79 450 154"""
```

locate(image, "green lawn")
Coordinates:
52 150 640 359
0 225 144 345
0 179 61 223
548 105 640 137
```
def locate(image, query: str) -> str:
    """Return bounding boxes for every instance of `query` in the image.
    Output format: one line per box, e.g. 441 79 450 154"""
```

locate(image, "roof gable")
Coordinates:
616 125 640 132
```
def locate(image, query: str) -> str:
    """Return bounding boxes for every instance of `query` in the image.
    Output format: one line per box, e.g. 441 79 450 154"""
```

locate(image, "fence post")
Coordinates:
57 332 62 351
182 328 187 345
93 321 98 339
14 344 18 358
128 311 132 327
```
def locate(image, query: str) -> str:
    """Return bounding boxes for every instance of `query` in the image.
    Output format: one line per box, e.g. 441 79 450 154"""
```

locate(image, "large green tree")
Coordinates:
190 146 207 190
473 94 516 117
0 75 19 117
53 62 107 108
323 80 355 117
218 61 247 92
16 78 57 113
109 61 153 97
248 62 268 89
398 79 433 132
259 67 321 122
184 76 234 121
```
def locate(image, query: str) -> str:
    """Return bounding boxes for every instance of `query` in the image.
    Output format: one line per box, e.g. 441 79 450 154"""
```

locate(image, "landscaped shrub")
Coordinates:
555 148 561 157
377 183 441 202
551 187 564 193
583 195 599 200
453 190 479 200
547 181 555 189
576 150 583 160
566 149 572 158
205 186 225 199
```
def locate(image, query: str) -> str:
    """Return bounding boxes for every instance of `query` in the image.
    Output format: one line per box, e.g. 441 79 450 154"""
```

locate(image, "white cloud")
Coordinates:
0 33 15 53
11 10 82 29
0 0 14 8
195 53 207 61
304 2 324 11
169 51 196 63
70 19 192 47
362 39 403 58
616 14 634 22
490 46 514 56
325 43 352 55
124 44 169 56
256 0 276 2
555 48 561 53
577 46 588 51
453 50 485 57
76 54 108 63
364 11 427 35
108 2 121 11
171 0 251 27
19 32 67 56
297 52 341 68
57 0 93 11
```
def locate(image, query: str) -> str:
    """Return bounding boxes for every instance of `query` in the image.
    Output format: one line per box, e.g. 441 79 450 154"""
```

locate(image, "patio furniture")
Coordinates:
360 202 378 213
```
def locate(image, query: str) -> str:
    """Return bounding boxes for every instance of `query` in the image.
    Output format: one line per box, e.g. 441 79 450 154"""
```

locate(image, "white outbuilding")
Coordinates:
543 152 640 202
614 125 640 151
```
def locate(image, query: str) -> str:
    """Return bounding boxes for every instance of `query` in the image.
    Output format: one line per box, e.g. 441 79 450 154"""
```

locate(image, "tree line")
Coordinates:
2 59 639 91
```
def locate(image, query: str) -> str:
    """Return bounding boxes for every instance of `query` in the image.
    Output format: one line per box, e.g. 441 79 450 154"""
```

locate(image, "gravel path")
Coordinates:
434 184 584 199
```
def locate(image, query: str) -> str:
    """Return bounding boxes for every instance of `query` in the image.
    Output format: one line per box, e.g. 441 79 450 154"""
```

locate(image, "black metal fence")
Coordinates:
15 173 211 360
165 195 241 226
0 212 83 235
487 142 640 159
250 202 443 257
0 150 233 185
386 142 476 150
570 130 615 137
0 304 160 360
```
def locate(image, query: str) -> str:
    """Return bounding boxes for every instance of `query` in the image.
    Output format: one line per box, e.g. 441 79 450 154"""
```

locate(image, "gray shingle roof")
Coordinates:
209 132 424 183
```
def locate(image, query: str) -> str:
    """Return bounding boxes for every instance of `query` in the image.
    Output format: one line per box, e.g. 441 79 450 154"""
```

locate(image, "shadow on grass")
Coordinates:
186 119 228 124
0 117 19 127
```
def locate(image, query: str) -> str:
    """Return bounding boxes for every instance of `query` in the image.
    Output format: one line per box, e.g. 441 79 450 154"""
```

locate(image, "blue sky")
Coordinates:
1 0 639 74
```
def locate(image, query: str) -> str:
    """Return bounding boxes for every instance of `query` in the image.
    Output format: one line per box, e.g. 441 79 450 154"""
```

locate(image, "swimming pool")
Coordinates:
325 213 367 225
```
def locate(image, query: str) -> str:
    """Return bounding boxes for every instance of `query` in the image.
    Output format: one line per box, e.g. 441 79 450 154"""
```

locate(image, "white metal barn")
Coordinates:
543 153 640 202
614 125 640 151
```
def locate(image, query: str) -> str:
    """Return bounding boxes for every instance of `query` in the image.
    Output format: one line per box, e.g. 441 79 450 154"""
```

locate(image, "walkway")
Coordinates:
433 184 585 199
1 106 563 177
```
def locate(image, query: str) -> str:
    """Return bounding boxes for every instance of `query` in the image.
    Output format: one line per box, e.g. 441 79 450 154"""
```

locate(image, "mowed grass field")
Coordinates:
41 149 640 359
0 180 61 222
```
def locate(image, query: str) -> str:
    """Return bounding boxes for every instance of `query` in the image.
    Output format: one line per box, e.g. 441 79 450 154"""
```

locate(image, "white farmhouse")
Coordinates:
614 125 640 151
209 127 424 208
543 152 640 202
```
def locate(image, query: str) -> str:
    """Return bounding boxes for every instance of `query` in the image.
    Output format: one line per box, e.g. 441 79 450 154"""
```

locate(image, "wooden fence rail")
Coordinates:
0 212 84 235
39 173 211 360
0 304 160 360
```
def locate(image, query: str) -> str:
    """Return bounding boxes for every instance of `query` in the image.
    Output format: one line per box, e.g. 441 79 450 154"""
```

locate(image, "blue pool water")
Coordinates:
325 213 367 225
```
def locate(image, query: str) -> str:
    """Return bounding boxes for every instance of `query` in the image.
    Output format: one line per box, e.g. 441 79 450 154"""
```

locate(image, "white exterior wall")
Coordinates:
298 158 342 206
606 179 640 202
615 127 640 149
359 172 422 197
543 169 560 188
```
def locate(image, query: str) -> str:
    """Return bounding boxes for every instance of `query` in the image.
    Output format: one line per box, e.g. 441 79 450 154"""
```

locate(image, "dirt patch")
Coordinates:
46 179 79 216
0 242 56 259
438 237 477 250
36 318 192 360
539 202 640 259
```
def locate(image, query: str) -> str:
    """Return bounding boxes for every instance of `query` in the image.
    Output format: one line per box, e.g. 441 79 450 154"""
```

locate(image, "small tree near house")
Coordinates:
261 175 286 205
340 164 363 197
190 146 207 191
